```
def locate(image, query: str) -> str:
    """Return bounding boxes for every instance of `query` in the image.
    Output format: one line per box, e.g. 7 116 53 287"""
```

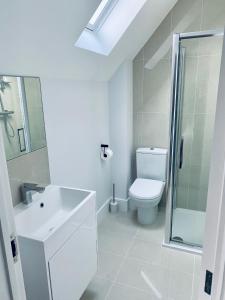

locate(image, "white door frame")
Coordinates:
199 28 225 300
0 126 26 300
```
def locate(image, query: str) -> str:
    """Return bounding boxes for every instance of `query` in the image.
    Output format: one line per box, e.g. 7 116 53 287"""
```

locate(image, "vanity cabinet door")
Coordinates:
49 224 97 300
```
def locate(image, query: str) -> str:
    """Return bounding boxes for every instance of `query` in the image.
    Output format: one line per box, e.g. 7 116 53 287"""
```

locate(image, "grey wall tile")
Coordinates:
143 13 172 63
143 60 171 114
141 113 169 148
191 115 208 166
133 112 143 150
133 59 144 113
195 55 222 114
171 0 202 33
133 0 225 213
181 57 198 114
134 48 144 62
7 147 50 206
197 35 224 57
202 0 225 30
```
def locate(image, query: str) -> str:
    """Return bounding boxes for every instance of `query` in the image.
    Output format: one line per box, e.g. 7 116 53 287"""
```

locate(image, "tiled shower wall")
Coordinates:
133 0 225 211
176 37 223 211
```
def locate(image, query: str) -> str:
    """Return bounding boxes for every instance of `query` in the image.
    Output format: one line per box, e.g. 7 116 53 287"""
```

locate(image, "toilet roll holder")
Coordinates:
101 144 109 158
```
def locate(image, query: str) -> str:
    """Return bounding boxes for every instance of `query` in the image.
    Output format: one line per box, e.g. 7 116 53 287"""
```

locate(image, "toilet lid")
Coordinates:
129 178 165 200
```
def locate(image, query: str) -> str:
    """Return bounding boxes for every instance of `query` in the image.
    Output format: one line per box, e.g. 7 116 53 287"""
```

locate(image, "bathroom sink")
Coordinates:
14 185 95 241
14 185 97 300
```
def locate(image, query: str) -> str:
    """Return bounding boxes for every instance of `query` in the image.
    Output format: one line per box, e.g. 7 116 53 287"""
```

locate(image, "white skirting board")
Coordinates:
97 197 111 226
97 197 129 225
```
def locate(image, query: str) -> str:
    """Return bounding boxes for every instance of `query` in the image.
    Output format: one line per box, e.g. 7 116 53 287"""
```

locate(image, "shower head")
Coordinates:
0 77 11 93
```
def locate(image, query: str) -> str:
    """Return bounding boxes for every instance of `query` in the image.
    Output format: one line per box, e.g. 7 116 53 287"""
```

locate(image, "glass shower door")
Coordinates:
170 32 224 247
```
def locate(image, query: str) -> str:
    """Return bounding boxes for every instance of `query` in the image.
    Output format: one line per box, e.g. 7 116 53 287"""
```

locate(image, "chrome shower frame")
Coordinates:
164 29 224 253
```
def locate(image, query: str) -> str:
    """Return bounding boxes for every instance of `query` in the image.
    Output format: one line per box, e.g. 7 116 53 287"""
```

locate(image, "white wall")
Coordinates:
109 61 133 200
0 0 113 210
0 0 138 211
42 79 111 210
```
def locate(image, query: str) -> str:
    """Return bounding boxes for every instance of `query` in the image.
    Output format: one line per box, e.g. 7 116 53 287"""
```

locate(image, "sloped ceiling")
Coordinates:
0 0 177 81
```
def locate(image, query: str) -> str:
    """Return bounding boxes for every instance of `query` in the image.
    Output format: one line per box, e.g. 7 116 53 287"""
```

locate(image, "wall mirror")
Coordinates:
0 76 47 160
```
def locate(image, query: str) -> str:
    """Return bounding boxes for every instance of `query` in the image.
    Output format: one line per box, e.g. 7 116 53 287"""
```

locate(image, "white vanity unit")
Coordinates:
14 185 97 300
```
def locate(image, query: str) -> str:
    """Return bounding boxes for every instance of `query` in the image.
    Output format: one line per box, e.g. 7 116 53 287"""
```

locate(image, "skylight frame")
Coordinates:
86 0 118 31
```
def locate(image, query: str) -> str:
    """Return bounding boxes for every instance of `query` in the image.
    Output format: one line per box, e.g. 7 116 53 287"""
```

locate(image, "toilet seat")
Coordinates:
129 178 165 200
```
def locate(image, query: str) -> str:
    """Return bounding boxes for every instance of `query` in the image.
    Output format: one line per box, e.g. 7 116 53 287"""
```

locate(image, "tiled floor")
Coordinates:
80 208 201 300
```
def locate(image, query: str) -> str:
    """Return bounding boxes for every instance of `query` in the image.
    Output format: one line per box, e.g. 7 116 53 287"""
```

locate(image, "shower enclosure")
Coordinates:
166 30 224 250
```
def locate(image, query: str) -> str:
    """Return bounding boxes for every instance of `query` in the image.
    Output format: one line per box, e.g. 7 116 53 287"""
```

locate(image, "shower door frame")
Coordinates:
165 29 224 252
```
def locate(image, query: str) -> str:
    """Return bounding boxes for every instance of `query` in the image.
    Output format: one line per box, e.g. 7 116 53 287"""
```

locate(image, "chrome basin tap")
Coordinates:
20 183 45 205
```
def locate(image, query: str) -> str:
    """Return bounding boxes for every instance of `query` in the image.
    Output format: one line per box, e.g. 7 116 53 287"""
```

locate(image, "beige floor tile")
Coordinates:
127 239 170 266
116 258 170 298
82 210 200 300
99 212 138 237
106 283 156 300
168 269 193 300
96 251 124 281
191 275 200 300
80 276 112 300
167 248 195 274
194 255 202 276
98 229 134 256
135 211 165 244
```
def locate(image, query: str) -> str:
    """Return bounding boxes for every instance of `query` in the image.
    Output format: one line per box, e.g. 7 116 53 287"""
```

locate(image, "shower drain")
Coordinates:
173 236 184 243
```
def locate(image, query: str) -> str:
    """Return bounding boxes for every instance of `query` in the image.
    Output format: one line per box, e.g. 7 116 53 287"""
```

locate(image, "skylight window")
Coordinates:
86 0 118 31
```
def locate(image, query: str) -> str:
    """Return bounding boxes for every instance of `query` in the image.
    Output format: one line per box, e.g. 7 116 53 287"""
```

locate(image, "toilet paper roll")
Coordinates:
101 148 113 161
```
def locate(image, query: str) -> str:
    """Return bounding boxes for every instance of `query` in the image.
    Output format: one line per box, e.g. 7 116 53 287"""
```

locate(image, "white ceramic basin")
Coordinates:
14 185 97 300
14 185 95 241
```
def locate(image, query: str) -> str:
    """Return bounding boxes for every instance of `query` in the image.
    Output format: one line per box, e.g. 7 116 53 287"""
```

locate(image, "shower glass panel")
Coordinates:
169 31 224 248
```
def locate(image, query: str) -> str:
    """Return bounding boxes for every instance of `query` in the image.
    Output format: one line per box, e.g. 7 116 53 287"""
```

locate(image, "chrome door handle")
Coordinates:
179 137 184 169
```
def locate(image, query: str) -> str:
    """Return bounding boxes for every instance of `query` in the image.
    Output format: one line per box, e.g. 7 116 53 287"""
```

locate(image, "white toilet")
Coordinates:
129 148 167 225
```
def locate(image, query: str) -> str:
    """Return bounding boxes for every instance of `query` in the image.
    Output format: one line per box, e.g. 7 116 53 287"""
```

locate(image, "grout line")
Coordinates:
183 53 221 58
98 249 125 258
98 212 197 300
102 214 165 298
104 227 139 299
200 0 204 31
108 281 154 296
